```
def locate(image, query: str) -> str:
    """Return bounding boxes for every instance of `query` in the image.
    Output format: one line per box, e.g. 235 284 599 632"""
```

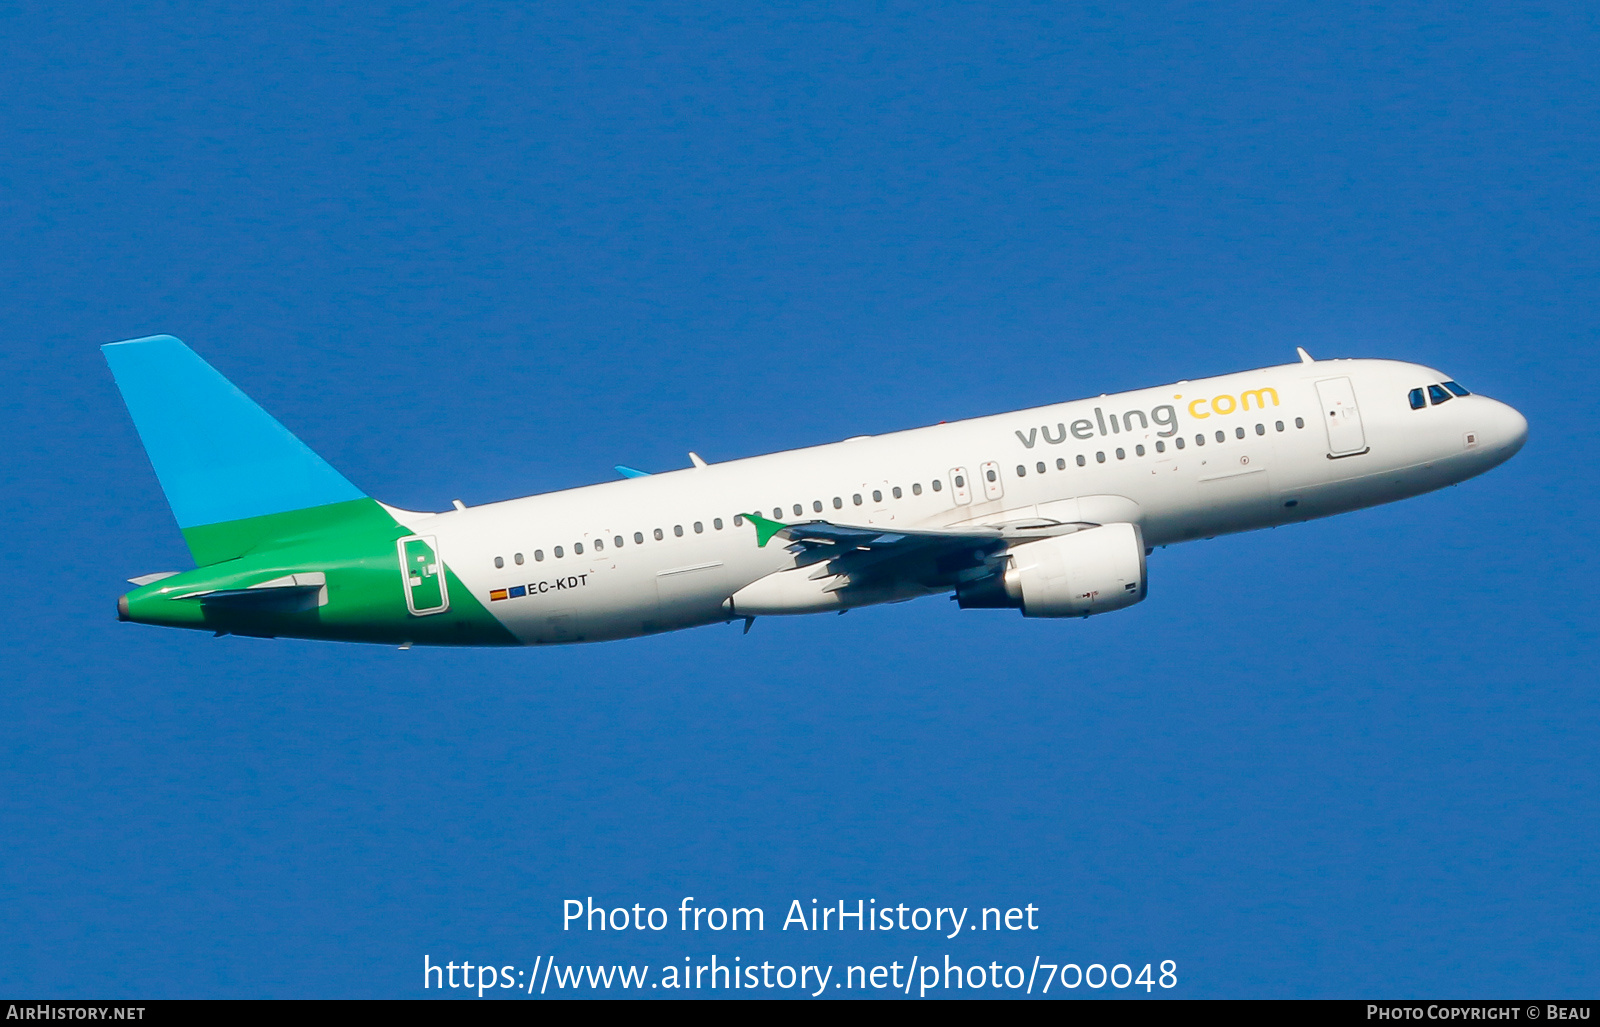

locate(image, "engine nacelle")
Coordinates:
957 522 1147 618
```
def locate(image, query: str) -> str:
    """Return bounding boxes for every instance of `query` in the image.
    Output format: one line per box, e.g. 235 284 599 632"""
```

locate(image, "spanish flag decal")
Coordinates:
489 588 508 602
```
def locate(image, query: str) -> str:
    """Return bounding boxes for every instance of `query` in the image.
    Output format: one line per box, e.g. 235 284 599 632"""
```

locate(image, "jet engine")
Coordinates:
956 522 1147 618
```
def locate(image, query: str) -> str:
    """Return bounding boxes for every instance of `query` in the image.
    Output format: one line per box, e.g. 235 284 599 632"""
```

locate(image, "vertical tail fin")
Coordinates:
103 335 368 565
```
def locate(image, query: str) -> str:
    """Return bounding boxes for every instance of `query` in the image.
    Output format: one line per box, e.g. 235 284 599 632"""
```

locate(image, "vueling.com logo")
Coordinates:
1181 387 1280 419
1014 387 1280 448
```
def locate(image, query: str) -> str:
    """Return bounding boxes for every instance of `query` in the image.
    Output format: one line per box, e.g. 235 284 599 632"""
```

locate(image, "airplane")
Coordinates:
103 335 1527 647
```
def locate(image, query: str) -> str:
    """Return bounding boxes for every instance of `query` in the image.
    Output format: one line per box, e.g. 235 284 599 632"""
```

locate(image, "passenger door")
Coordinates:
1315 377 1368 456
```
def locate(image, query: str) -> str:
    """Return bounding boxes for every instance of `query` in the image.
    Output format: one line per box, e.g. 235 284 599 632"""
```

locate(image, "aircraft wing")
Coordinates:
742 512 1095 591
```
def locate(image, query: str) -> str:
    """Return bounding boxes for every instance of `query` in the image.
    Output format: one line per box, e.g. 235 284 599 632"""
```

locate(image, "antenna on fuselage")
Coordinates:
1296 347 1315 364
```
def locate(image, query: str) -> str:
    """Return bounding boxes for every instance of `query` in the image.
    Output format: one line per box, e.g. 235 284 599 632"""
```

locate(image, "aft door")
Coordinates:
1315 377 1368 457
398 535 449 615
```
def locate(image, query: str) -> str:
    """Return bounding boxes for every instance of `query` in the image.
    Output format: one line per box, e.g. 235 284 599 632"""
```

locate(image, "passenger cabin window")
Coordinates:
574 542 584 554
554 546 564 558
872 490 883 502
1135 445 1145 456
852 494 862 506
1295 417 1305 428
1255 423 1265 435
793 505 802 517
1275 420 1285 431
494 556 504 569
535 550 544 561
614 535 624 547
932 480 942 491
593 539 603 551
772 508 781 519
912 483 923 495
892 487 902 499
1096 451 1106 463
675 525 685 537
1409 388 1425 409
1076 454 1086 466
1236 427 1246 439
834 496 843 508
1428 384 1452 405
1055 458 1065 470
1195 434 1205 446
1155 441 1165 453
1443 380 1470 397
1215 431 1225 443
953 475 964 488
634 532 644 544
514 553 523 565
653 529 663 540
1016 464 1026 477
1175 437 1186 449
985 469 997 483
695 521 704 533
714 518 723 530
1037 461 1046 474
1116 448 1125 459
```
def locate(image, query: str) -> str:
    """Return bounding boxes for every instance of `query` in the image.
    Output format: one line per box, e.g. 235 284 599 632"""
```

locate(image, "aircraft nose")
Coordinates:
1486 398 1528 456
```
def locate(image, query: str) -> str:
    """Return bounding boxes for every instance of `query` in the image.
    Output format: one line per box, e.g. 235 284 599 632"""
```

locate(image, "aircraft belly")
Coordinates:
484 546 780 645
493 560 651 644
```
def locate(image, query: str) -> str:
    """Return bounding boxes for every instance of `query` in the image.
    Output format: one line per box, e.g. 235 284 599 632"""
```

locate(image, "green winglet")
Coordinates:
742 512 788 547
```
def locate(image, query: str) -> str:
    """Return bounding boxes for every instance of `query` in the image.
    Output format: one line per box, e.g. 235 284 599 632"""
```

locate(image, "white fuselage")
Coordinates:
393 357 1526 644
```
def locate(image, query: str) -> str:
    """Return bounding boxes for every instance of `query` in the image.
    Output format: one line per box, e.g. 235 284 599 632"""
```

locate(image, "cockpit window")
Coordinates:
1428 384 1452 405
1442 380 1469 397
1408 388 1425 410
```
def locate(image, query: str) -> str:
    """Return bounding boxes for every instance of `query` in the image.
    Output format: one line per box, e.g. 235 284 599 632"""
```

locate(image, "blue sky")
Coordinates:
3 0 1596 998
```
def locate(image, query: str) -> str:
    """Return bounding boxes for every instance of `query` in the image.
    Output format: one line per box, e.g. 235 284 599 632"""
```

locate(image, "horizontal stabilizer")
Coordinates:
176 572 328 614
199 585 324 610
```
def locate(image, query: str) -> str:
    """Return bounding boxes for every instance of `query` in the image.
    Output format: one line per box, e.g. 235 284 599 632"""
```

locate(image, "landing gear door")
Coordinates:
1315 377 1368 457
398 535 450 615
949 467 972 505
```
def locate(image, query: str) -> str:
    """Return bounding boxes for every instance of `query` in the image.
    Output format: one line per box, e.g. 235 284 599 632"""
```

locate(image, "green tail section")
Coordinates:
121 498 517 647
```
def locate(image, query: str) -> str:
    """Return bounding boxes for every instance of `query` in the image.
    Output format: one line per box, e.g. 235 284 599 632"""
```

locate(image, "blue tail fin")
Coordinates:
102 336 366 540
